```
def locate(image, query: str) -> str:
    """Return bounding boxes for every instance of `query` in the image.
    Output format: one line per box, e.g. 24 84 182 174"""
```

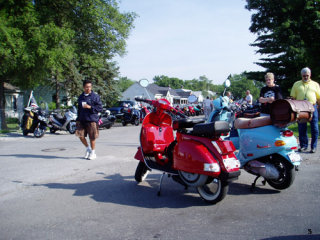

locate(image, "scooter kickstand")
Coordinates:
251 175 260 192
157 172 165 196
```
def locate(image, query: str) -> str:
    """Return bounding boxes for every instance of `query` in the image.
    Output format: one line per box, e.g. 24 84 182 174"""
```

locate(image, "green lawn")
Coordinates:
288 121 320 139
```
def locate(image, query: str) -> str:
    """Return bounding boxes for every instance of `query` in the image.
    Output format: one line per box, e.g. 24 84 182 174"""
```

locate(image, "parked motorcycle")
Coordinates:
133 97 241 204
209 80 301 191
48 106 77 134
21 105 48 138
121 105 141 126
139 106 150 123
98 110 116 129
188 105 196 116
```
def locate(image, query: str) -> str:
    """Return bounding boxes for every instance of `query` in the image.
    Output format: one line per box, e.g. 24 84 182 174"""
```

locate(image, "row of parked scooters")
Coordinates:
20 105 117 138
132 79 303 204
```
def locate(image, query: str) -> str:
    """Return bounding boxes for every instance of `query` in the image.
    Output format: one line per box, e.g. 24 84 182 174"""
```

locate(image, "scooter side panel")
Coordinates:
237 125 299 165
173 136 220 177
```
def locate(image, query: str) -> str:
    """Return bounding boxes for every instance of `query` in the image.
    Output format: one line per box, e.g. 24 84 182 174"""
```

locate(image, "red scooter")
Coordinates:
134 98 241 204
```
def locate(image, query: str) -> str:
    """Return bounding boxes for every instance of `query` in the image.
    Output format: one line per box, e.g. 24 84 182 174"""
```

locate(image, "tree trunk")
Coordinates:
55 76 60 109
0 78 7 130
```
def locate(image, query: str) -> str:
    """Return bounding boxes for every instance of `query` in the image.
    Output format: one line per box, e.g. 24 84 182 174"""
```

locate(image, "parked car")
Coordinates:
108 100 139 119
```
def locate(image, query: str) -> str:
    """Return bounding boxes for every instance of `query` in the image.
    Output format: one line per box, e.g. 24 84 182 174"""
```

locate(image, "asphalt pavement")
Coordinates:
0 123 319 240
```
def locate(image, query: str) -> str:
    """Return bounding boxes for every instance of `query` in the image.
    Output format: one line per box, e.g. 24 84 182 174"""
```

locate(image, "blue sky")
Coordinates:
115 0 264 84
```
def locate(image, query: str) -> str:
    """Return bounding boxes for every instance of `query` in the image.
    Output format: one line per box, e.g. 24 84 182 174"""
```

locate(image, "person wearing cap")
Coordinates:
290 67 320 153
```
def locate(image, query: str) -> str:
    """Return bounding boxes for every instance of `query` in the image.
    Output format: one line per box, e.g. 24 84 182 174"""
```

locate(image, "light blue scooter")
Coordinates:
208 80 301 191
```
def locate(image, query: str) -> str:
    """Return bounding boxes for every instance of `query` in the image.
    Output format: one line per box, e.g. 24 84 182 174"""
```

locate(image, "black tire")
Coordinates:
50 128 57 134
122 121 127 126
34 128 45 138
67 121 76 134
197 178 228 204
135 161 150 183
266 157 296 190
106 124 111 129
134 117 140 126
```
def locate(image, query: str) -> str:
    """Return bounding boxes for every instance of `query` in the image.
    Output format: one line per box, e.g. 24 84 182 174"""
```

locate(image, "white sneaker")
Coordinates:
84 149 91 159
88 152 96 160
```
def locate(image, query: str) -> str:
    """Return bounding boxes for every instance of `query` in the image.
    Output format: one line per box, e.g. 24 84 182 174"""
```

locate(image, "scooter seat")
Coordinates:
173 118 205 130
234 115 272 129
192 121 230 137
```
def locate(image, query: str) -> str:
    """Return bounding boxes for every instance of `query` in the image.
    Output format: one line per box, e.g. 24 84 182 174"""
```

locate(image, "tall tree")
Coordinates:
35 0 136 108
0 0 46 129
228 73 263 101
246 0 320 93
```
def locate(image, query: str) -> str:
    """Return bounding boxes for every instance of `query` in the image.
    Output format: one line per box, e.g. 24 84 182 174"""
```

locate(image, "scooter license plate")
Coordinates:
288 152 302 162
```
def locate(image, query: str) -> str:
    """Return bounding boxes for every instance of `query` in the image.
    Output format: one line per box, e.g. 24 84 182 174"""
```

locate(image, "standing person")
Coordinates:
290 67 320 153
203 96 212 120
76 80 103 159
259 72 283 114
245 90 253 105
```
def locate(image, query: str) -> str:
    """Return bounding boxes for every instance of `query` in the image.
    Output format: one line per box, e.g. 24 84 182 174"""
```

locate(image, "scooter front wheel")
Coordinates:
135 161 150 183
67 121 76 134
197 178 228 204
34 127 46 138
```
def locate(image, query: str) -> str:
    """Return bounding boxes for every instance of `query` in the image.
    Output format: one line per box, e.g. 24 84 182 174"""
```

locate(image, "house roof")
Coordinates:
146 84 179 97
4 82 21 92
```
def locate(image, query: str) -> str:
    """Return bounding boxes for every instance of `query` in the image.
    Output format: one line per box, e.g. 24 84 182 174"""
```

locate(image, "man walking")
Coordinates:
203 96 213 120
290 67 320 153
76 80 103 159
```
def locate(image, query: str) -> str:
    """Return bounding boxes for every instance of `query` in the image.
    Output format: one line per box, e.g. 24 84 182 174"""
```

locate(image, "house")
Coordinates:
4 82 24 118
121 82 206 105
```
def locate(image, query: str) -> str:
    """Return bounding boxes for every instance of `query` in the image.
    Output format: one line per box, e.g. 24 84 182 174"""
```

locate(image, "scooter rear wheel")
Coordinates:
135 161 150 183
197 178 228 204
266 158 296 190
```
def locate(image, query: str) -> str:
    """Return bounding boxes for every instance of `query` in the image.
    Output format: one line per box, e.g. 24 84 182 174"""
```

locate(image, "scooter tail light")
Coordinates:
214 140 236 154
211 141 222 154
282 130 294 137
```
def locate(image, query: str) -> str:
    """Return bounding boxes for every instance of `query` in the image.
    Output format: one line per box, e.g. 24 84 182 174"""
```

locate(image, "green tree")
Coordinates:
117 76 135 92
35 0 136 108
227 73 262 101
246 0 320 94
0 0 46 129
153 75 184 89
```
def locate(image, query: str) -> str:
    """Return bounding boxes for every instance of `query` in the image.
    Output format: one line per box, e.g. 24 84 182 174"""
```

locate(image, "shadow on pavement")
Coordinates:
34 173 209 208
261 234 320 240
34 172 284 208
228 182 280 195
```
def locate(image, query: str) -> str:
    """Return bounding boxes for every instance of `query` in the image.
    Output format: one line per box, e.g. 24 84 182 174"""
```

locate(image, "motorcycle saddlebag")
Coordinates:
270 99 314 127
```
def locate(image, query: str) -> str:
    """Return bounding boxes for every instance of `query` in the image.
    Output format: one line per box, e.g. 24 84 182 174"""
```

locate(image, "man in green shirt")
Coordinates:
290 67 320 153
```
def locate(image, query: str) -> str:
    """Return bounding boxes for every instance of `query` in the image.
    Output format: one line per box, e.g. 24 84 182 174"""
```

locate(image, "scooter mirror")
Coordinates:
188 95 198 103
224 79 231 88
139 79 149 88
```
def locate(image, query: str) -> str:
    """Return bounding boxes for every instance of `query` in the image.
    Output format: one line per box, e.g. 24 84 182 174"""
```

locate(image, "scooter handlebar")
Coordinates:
134 97 152 104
